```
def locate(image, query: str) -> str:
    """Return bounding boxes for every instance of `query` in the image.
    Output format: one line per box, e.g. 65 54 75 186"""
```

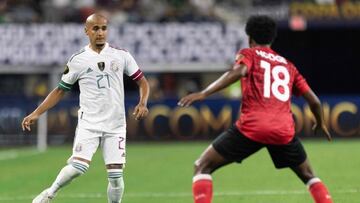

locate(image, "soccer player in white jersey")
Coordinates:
21 13 150 203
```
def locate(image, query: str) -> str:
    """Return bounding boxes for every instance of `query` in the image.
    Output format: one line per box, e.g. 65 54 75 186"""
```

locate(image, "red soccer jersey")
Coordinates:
234 46 310 144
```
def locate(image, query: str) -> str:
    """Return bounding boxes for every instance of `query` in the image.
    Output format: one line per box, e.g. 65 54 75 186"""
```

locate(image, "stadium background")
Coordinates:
0 0 359 203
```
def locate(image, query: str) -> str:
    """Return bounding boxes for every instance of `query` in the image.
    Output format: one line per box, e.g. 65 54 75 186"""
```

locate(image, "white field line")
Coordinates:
0 189 358 201
0 150 40 161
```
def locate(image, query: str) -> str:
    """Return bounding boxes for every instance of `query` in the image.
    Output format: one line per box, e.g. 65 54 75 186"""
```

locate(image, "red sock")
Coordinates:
308 178 333 203
192 174 213 203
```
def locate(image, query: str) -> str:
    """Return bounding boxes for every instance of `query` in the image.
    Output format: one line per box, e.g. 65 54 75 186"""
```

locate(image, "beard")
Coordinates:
95 43 105 49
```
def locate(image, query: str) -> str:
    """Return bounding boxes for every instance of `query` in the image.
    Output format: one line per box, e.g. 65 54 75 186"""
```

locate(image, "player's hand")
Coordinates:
133 103 149 120
21 113 39 131
178 92 206 107
312 123 332 141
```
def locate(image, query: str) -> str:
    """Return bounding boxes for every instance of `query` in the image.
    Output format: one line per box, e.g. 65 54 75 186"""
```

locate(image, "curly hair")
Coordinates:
245 15 277 45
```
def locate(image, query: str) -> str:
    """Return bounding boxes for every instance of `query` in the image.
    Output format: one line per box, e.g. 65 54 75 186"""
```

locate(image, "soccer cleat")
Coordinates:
32 189 54 203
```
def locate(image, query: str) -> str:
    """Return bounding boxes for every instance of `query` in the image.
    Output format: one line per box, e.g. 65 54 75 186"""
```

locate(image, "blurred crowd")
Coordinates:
0 0 257 24
0 0 357 23
1 0 352 24
0 0 357 99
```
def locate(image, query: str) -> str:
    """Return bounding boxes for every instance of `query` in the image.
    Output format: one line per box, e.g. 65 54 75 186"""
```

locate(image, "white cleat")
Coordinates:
32 189 54 203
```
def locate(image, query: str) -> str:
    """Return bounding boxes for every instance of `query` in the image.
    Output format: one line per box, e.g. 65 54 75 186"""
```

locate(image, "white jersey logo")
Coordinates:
111 60 120 72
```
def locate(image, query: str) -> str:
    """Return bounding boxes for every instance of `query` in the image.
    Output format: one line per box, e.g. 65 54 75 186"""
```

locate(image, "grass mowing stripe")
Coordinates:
0 189 358 201
0 151 18 160
0 150 40 161
1 141 359 203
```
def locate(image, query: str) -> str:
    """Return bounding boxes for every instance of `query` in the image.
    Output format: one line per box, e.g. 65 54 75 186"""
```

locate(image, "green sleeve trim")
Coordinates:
58 81 73 91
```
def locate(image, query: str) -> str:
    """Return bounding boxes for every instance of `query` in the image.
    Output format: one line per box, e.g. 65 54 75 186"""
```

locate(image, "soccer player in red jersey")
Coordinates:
178 15 333 203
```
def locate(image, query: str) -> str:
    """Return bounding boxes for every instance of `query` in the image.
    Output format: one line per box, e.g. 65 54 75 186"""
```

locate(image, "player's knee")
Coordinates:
106 164 123 169
69 159 90 175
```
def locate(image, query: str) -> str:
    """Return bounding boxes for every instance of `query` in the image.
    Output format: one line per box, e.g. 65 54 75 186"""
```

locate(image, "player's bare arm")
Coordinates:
133 76 150 120
178 62 247 107
302 89 332 141
22 87 66 131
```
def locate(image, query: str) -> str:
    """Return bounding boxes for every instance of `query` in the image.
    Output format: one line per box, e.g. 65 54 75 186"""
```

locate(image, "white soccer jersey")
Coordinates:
59 43 143 134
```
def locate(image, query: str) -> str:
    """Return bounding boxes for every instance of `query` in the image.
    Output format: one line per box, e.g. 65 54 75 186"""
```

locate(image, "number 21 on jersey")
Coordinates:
260 60 290 102
96 74 110 89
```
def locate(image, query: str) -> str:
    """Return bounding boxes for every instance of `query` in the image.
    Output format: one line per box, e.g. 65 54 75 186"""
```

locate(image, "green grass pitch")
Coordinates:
0 140 359 203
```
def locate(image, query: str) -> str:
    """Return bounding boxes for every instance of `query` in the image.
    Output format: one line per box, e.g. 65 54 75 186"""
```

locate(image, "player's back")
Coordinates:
235 46 309 145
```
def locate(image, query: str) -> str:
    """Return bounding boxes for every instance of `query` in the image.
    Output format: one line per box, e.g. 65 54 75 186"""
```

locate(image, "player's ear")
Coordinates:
84 27 88 36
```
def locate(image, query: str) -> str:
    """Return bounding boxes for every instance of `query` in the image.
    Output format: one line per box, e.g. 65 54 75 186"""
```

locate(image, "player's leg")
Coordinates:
267 137 333 203
43 157 90 197
192 145 231 203
291 159 333 203
106 163 124 203
290 158 315 183
193 125 263 203
32 129 100 203
101 133 126 203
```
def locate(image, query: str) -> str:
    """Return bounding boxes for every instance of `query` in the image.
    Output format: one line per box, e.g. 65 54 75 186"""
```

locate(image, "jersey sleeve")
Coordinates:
58 60 82 91
124 52 144 81
292 65 310 96
235 48 253 70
